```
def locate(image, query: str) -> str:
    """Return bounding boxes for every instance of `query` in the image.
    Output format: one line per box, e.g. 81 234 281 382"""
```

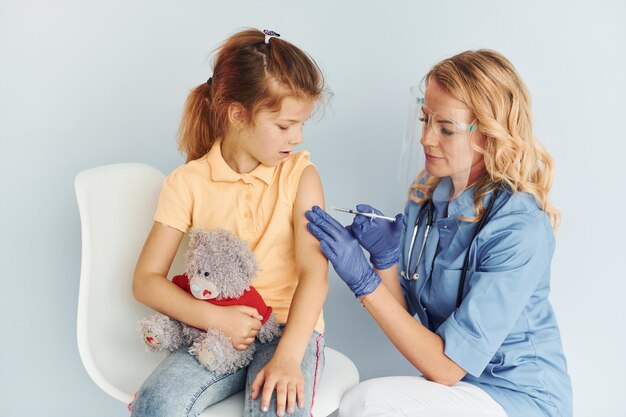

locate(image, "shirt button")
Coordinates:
243 212 251 219
443 225 448 229
245 193 252 200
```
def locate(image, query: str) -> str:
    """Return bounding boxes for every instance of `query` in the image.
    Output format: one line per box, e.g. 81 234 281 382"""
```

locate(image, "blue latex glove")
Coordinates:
305 206 381 297
347 204 403 270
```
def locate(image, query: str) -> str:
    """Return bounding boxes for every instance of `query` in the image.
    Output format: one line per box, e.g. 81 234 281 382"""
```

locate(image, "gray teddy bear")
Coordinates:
138 228 282 375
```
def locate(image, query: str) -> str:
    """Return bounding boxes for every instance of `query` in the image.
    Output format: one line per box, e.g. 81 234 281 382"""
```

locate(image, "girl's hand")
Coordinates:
214 305 263 350
251 356 304 416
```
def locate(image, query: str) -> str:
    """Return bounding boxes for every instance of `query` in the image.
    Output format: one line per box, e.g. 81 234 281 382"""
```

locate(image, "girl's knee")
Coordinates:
131 382 191 417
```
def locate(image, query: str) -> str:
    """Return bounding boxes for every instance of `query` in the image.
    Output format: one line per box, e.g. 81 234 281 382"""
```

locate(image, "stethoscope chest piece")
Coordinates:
399 270 420 280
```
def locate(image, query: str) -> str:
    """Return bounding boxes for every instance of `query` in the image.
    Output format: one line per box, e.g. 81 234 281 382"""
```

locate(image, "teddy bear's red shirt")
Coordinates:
172 274 273 325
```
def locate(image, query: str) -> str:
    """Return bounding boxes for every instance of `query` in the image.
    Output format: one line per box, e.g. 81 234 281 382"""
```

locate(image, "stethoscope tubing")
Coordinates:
403 189 500 310
404 200 434 281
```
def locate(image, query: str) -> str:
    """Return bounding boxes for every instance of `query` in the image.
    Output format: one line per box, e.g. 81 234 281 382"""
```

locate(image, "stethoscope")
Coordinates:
401 189 500 309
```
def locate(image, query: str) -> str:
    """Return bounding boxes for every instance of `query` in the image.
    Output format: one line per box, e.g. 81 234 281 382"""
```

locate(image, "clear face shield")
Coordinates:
398 85 479 202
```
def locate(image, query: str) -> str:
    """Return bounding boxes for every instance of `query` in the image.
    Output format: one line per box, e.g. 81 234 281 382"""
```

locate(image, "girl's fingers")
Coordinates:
296 382 305 410
250 369 266 401
286 382 297 414
261 377 277 413
275 381 287 417
241 306 262 320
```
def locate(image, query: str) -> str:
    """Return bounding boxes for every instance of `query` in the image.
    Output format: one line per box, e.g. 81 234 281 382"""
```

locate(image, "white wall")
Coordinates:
1 1 624 416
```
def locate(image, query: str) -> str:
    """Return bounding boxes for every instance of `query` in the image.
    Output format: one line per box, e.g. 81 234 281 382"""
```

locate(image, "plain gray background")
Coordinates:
1 1 625 416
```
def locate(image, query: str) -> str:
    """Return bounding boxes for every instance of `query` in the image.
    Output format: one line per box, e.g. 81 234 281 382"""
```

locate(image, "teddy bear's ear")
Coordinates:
188 228 210 249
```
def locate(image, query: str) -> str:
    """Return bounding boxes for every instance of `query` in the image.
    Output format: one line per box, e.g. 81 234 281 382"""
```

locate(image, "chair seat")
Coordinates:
199 348 357 417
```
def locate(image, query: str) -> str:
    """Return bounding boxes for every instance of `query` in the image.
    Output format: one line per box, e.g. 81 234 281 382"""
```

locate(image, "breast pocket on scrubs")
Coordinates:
428 264 462 318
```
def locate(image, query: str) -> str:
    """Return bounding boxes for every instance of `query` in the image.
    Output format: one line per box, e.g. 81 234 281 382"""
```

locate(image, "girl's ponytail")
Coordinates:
178 82 216 163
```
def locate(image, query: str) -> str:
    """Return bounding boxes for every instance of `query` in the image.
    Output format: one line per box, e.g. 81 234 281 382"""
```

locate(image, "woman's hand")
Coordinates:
348 204 403 270
251 355 304 416
214 305 263 350
306 206 381 297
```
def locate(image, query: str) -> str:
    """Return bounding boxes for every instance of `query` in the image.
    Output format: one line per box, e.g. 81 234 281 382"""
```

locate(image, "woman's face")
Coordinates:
420 79 485 192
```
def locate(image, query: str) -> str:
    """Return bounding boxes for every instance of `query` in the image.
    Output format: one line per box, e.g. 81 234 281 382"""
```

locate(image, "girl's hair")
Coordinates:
178 28 324 162
411 49 560 228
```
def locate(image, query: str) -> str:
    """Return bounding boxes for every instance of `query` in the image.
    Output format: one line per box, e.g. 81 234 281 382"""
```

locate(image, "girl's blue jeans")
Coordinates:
130 326 325 417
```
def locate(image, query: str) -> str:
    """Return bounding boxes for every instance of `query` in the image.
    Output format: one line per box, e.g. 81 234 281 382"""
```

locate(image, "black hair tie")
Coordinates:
206 77 213 87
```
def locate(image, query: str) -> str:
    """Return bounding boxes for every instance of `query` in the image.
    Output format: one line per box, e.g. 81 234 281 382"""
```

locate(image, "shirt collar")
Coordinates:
207 142 276 186
431 177 477 218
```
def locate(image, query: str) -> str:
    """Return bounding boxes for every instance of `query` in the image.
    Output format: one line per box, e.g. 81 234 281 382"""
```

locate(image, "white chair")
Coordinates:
75 163 359 417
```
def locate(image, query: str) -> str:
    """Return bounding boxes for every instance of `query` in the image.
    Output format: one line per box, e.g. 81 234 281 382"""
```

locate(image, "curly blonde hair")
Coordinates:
411 49 559 228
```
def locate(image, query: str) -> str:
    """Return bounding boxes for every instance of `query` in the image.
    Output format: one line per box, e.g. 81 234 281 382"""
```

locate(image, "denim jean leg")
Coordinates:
243 330 325 417
131 346 247 417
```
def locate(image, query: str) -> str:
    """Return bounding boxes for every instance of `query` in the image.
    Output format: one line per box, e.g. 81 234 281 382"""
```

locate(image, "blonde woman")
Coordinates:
306 50 572 417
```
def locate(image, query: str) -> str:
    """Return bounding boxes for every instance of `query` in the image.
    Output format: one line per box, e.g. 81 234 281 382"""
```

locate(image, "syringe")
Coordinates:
332 207 396 222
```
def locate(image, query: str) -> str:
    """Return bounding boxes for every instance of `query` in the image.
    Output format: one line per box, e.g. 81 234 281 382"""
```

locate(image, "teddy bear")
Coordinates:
138 228 282 376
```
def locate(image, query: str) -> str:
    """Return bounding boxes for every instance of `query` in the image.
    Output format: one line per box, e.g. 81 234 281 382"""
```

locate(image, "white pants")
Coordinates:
338 376 508 417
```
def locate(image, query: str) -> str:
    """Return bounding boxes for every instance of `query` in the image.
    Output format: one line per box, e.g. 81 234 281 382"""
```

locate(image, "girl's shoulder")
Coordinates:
280 150 312 171
165 155 210 181
277 150 313 184
159 156 212 200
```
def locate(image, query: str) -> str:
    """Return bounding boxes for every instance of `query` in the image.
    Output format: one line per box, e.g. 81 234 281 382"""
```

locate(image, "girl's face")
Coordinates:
234 96 314 170
420 79 485 192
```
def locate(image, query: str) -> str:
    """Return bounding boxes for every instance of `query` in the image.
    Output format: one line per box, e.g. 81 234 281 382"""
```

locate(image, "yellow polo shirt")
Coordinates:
154 142 324 333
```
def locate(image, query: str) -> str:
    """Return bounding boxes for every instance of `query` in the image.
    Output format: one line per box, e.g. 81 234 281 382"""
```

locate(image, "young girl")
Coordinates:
306 50 572 417
131 28 328 417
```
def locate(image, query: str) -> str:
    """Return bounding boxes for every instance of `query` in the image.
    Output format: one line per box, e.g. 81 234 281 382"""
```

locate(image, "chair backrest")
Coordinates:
75 163 188 403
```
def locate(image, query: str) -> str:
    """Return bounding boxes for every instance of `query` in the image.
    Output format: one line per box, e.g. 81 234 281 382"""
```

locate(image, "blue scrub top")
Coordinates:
399 177 572 417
